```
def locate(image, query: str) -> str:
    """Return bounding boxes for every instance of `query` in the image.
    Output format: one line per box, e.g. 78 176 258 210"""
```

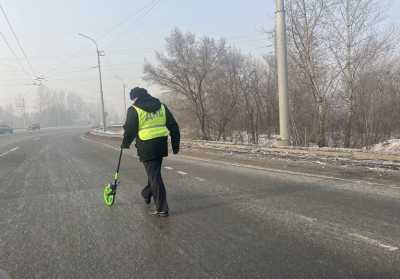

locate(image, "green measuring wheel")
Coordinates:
103 149 123 207
103 184 116 207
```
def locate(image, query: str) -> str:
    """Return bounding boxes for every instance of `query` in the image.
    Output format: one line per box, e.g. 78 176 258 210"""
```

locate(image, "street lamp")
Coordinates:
115 75 127 116
78 33 106 131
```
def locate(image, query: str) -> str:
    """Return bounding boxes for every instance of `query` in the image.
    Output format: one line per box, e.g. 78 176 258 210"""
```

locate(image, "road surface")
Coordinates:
0 128 399 278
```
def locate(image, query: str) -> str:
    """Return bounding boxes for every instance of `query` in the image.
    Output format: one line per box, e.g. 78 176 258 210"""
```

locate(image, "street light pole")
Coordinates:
275 0 290 146
78 33 106 131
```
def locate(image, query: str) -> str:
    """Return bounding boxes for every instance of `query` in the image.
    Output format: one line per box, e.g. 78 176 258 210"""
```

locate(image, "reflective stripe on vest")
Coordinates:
133 104 169 141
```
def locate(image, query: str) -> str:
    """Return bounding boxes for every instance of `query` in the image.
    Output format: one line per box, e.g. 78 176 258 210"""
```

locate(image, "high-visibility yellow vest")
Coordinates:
133 104 169 141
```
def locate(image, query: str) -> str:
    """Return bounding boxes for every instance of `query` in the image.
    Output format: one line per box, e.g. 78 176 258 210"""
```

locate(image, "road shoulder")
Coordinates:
84 133 400 187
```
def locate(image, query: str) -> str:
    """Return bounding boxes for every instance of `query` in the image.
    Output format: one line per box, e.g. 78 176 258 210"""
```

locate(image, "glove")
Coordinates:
173 146 179 154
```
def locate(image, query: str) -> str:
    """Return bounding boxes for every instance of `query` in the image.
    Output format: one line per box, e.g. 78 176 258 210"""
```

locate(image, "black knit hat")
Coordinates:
129 87 149 100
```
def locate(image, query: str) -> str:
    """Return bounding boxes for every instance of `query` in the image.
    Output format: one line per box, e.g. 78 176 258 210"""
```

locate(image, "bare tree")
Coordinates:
326 0 393 147
207 49 243 140
145 18 399 148
35 86 89 127
144 28 226 139
353 56 400 146
287 0 339 146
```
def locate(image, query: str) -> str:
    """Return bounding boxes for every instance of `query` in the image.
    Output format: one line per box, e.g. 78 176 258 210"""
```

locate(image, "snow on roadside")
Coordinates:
88 129 400 171
370 139 400 155
91 128 123 137
183 140 400 171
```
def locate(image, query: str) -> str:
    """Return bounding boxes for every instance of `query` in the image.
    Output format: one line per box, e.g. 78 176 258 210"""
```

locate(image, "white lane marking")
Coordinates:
164 166 174 170
83 136 399 189
80 136 120 152
80 135 400 252
348 233 399 252
0 147 19 158
296 214 317 223
177 155 399 188
82 137 398 189
195 177 205 182
177 171 187 175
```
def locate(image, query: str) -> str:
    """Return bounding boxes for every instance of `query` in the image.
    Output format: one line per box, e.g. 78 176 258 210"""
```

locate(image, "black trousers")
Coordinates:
141 158 169 212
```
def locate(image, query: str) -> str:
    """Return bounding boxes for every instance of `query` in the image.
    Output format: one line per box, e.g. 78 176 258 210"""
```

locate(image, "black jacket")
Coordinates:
121 95 180 162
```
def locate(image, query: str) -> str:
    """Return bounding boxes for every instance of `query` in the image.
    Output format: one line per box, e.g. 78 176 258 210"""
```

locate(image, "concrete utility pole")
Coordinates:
78 33 107 131
115 75 127 116
16 96 27 129
344 0 353 148
22 97 26 129
275 0 290 146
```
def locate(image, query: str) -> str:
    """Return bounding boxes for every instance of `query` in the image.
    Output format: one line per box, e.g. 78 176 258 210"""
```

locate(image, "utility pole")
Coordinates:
16 96 27 129
122 83 126 112
275 0 290 146
344 0 353 148
22 97 26 129
115 75 127 117
78 33 107 131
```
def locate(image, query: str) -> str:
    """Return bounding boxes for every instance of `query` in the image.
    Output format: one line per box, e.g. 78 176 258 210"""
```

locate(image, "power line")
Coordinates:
101 0 163 51
0 31 32 77
98 0 161 42
46 0 162 76
0 47 154 62
43 62 144 79
0 3 36 76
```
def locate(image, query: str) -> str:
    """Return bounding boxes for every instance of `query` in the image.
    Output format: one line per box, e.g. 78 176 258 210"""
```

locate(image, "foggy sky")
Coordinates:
1 0 399 114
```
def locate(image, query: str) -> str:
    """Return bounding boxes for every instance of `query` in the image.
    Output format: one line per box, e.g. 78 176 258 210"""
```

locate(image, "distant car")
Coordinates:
28 123 40 130
0 124 13 134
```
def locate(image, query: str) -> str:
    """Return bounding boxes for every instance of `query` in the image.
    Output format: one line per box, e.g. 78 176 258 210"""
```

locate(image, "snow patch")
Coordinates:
91 128 123 137
370 139 400 155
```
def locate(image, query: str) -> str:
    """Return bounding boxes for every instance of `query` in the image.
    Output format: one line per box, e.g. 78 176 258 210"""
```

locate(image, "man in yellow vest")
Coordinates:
121 87 180 217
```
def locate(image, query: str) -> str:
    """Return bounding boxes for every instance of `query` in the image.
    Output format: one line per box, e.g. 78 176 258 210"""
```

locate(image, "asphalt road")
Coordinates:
0 128 399 279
